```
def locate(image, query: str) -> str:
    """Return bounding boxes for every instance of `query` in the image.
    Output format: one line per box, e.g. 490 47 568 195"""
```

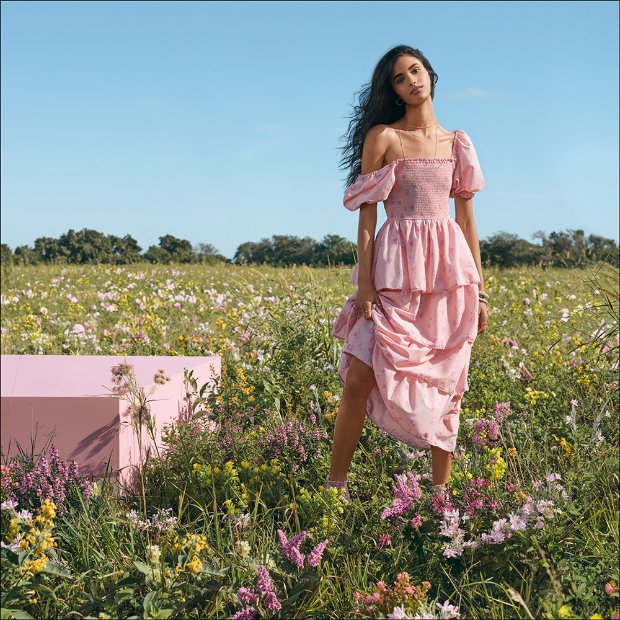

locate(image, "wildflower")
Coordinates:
307 539 329 567
436 600 460 618
376 534 392 549
256 564 276 596
262 591 282 614
146 544 161 565
387 606 410 619
236 540 251 558
232 607 259 620
381 471 423 519
185 556 203 573
276 529 307 569
410 514 423 529
237 587 259 605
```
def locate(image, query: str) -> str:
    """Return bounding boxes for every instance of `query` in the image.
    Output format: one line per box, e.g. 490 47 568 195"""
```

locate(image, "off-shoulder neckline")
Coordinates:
356 129 463 179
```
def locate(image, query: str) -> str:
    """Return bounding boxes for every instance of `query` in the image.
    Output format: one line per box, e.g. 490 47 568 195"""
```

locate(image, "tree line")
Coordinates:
1 227 618 269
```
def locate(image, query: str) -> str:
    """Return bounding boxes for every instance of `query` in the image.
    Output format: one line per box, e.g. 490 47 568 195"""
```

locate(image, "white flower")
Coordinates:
146 544 161 565
236 540 251 559
0 499 18 511
436 600 460 618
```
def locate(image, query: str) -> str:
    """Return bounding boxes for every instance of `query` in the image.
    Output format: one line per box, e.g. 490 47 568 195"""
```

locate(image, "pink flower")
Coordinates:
410 514 423 528
307 539 329 567
262 591 282 614
277 529 307 569
381 471 423 519
237 587 259 605
376 534 392 549
232 607 258 620
256 565 275 596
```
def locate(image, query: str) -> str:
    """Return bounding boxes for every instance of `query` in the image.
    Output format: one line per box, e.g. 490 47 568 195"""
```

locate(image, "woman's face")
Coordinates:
390 55 431 103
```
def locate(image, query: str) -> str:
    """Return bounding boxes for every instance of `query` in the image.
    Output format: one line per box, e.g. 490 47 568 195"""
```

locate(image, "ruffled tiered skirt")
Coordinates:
332 217 480 453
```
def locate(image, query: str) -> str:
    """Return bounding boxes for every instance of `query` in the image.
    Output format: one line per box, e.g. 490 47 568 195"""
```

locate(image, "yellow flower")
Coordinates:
514 491 527 504
40 498 56 520
185 556 203 573
557 604 574 618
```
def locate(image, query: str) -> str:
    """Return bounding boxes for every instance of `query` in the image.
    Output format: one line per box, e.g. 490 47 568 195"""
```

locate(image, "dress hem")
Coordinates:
339 350 462 456
365 406 458 457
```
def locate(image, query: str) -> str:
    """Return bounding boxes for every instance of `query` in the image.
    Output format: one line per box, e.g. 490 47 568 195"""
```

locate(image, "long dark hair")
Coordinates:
338 45 439 188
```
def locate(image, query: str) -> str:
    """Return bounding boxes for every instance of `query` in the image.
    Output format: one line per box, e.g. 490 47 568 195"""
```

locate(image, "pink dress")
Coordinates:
332 129 485 455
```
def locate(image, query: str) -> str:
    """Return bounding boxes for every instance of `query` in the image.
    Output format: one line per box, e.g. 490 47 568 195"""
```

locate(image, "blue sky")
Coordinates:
1 1 618 260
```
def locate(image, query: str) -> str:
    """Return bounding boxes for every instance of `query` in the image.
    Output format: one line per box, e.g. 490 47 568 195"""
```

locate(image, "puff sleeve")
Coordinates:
343 161 397 211
450 129 486 199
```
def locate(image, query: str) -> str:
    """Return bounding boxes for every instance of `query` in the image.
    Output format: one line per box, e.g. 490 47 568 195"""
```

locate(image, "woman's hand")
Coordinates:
477 302 488 334
356 282 383 320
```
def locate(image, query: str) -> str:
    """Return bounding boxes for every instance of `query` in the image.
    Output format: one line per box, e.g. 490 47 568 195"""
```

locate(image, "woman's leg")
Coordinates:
430 445 453 485
328 355 377 481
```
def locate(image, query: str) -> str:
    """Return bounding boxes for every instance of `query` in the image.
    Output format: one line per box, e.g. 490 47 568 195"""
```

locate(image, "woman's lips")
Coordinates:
410 87 422 94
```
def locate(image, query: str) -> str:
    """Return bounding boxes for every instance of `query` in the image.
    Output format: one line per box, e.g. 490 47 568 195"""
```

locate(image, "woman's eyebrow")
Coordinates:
392 63 420 80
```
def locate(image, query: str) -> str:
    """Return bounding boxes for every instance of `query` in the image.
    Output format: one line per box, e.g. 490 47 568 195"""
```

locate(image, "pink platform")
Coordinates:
1 355 221 487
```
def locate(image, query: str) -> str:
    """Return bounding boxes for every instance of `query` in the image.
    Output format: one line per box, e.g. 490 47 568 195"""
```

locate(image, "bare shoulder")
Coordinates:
360 125 391 175
364 123 393 143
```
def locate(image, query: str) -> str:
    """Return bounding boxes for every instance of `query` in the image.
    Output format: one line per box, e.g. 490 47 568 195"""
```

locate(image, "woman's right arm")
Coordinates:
356 125 387 285
356 125 388 317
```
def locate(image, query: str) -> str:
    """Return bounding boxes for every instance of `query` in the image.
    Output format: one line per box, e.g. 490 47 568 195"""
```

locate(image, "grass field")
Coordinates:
1 261 618 619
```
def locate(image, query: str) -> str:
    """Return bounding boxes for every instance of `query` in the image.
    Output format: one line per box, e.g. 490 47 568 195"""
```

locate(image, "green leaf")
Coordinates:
143 590 158 616
115 587 137 604
0 610 35 620
1 548 19 564
41 560 72 578
200 562 226 577
133 560 152 575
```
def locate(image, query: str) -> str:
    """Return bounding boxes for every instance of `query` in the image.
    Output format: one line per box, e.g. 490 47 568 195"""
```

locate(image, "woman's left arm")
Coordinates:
454 197 485 294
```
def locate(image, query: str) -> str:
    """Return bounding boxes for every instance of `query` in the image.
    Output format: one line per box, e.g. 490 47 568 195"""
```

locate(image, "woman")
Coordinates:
327 45 489 502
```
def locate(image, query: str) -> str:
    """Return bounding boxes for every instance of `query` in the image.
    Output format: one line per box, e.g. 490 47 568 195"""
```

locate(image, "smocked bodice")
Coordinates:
384 159 455 219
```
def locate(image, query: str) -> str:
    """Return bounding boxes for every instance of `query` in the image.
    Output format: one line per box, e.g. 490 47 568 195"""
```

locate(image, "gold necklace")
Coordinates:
396 122 439 158
401 122 437 130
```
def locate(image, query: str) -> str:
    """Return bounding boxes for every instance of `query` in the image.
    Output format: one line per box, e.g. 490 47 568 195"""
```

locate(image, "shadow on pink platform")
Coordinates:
1 355 221 490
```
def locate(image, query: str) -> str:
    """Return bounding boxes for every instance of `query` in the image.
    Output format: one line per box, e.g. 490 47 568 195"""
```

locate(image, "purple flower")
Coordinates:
277 529 307 569
381 471 422 519
257 565 276 597
307 539 329 567
262 591 282 614
232 607 259 620
237 587 259 605
376 534 392 549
